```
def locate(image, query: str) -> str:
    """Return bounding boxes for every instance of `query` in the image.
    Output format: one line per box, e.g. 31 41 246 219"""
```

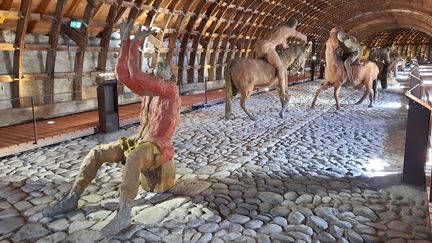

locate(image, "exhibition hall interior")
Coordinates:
1 0 432 242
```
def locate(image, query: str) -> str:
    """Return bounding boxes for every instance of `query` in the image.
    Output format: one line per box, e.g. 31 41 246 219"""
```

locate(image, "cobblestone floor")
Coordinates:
0 78 430 243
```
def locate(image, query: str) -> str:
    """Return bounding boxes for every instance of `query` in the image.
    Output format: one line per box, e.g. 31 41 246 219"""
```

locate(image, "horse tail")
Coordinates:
225 60 237 118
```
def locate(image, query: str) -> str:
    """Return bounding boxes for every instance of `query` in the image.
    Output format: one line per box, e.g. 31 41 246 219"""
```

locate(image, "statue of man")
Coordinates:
335 30 362 86
43 20 181 237
253 18 307 104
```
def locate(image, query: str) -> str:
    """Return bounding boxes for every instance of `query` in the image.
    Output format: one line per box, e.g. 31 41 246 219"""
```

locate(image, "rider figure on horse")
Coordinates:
253 18 307 100
335 30 363 86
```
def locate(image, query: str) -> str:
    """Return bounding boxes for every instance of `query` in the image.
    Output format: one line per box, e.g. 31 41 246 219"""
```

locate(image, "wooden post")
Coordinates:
96 0 124 86
71 0 96 101
11 0 31 108
45 0 67 105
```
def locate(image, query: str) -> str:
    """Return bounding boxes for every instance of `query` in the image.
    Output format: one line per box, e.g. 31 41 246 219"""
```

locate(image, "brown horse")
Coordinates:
311 28 379 109
225 44 311 120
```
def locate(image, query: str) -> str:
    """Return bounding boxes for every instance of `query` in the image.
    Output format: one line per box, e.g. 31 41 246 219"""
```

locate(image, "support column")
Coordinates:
11 0 31 108
45 0 66 105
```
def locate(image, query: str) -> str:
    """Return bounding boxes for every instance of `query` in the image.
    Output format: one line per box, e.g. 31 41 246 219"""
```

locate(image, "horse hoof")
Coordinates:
368 105 373 108
225 113 235 120
249 116 256 121
354 102 361 105
279 112 285 119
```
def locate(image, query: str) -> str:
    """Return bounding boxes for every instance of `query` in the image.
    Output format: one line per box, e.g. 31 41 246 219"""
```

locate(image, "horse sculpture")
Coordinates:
225 43 311 120
311 28 379 109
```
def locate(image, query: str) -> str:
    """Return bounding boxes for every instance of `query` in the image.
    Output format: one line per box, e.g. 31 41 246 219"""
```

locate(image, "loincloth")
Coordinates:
118 137 162 164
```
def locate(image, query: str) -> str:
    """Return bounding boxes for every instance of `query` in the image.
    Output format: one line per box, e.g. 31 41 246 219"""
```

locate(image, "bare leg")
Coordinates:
344 55 355 86
334 84 342 110
311 82 329 108
265 49 287 100
43 142 124 217
101 142 164 237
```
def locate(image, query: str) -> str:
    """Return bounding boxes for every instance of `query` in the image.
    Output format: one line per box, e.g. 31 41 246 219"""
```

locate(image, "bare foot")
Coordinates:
43 192 79 217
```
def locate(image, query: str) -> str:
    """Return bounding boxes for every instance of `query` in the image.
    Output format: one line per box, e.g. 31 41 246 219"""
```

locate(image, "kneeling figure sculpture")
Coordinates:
43 20 180 237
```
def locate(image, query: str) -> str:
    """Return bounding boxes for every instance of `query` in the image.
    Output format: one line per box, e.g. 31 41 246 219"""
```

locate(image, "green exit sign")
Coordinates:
70 20 82 29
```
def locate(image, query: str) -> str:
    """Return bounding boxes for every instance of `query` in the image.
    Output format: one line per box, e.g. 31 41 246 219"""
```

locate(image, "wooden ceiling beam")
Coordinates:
27 0 52 33
60 23 87 46
11 0 32 108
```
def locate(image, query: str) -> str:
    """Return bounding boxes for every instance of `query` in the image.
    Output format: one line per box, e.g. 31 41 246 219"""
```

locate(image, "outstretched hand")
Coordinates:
119 19 134 41
301 34 308 43
135 28 157 41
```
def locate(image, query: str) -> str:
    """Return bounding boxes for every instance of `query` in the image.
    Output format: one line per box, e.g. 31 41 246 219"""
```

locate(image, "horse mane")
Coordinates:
278 44 309 67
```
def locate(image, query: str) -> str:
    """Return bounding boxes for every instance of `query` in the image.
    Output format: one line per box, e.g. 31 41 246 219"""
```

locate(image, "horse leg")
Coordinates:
355 89 368 105
367 87 374 107
372 79 378 101
333 84 342 110
279 93 290 118
240 90 255 120
311 82 329 109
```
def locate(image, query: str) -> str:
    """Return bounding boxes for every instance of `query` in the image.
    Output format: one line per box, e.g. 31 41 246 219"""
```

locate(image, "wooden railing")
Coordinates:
402 65 432 199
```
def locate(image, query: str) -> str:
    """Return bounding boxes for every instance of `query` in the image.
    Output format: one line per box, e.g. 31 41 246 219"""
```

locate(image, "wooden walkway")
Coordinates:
0 75 313 157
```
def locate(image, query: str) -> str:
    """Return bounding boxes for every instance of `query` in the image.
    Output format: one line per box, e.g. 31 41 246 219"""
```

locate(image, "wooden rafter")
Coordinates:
27 0 51 33
44 0 67 104
11 0 32 108
178 0 207 84
0 0 14 10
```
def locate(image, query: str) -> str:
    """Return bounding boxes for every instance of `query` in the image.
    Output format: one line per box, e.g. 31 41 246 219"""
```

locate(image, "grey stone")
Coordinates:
271 234 295 242
35 232 68 243
329 225 344 238
284 225 313 236
288 230 313 242
295 194 313 204
135 206 169 225
68 220 96 233
169 180 212 196
319 231 336 242
353 206 378 221
198 223 219 233
345 229 364 243
272 216 287 227
306 215 328 231
256 234 271 243
314 206 339 218
245 219 263 229
227 214 250 224
47 218 69 232
388 220 412 233
284 192 298 201
354 224 376 235
258 192 284 205
258 223 282 234
12 223 49 242
67 229 101 243
288 211 305 225
0 216 24 234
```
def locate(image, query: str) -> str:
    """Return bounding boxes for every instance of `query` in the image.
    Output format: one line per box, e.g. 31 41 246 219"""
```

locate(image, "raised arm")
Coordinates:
285 28 308 43
128 29 176 97
115 20 146 95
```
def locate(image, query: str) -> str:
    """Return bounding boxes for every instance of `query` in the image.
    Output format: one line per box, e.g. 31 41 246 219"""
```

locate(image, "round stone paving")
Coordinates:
0 78 430 242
